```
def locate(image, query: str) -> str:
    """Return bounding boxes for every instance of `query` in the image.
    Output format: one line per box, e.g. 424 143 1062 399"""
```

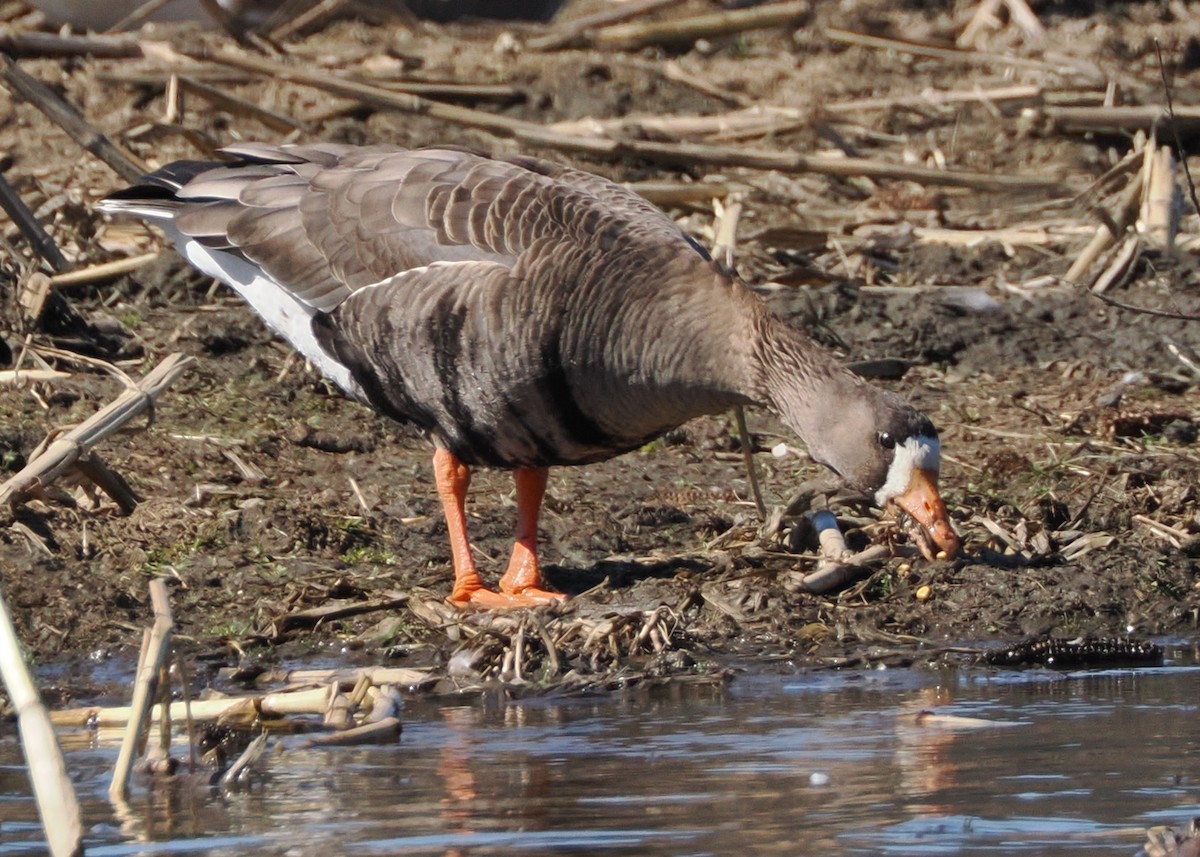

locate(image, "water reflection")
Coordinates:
1 659 1198 856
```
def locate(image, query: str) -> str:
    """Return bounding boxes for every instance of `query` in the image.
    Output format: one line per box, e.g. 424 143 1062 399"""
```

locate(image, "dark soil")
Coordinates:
2 0 1199 696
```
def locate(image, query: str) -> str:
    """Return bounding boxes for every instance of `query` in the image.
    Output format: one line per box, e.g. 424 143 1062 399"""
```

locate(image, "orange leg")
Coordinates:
435 450 563 609
498 467 565 604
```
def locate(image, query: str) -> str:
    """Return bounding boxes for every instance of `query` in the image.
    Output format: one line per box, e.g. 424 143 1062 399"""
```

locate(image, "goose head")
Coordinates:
804 389 960 559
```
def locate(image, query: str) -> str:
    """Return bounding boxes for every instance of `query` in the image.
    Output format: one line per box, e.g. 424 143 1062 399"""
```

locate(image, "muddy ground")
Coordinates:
1 0 1199 698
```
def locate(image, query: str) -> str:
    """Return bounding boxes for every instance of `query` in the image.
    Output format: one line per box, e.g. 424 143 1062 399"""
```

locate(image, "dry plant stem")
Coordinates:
526 0 688 50
269 0 350 42
0 587 83 857
0 352 194 511
194 47 536 137
590 1 810 51
957 0 1003 48
516 132 1060 192
0 54 148 183
0 31 141 59
177 76 303 133
218 733 268 787
1140 143 1179 250
625 180 737 205
1090 234 1140 295
1091 291 1200 322
0 369 72 384
105 0 171 33
824 83 1041 115
73 452 140 514
824 26 1095 80
1155 40 1200 224
0 171 68 272
109 579 174 802
1065 169 1144 284
51 678 428 728
187 48 1055 191
49 252 160 288
272 594 410 634
1041 105 1200 137
1001 0 1046 44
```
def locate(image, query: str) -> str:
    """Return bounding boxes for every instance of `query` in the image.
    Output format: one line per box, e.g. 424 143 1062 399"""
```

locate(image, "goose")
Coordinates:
99 143 960 609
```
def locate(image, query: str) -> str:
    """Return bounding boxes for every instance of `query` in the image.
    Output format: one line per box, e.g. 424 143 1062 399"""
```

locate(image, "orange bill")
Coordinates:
892 467 960 559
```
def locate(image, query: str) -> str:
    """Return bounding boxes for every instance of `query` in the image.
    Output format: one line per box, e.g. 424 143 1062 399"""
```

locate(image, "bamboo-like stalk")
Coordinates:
0 352 194 511
109 579 174 801
0 589 83 857
54 685 341 729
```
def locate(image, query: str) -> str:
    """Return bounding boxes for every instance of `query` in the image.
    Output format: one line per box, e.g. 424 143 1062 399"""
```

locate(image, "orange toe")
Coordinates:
448 586 566 610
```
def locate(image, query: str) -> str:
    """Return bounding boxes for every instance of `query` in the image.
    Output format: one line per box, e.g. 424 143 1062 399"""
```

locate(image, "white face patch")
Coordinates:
875 435 940 506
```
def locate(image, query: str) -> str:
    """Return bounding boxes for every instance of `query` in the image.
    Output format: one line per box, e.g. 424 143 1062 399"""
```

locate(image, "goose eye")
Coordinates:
878 432 896 450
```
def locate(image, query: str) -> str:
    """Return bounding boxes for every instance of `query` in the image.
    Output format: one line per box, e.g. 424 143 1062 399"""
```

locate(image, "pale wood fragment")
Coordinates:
0 587 83 857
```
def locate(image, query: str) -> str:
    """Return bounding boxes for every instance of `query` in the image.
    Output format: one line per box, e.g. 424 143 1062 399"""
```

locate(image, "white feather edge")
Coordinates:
147 218 364 398
874 435 940 506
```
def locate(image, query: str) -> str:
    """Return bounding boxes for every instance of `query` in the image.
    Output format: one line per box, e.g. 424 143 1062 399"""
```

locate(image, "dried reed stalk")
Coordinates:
109 579 173 801
527 0 688 51
0 171 68 272
0 587 83 857
590 0 810 51
0 352 194 512
515 130 1060 191
48 252 160 288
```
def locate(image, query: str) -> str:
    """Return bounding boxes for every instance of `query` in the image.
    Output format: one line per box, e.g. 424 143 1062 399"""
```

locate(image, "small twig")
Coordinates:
0 585 83 856
1091 291 1200 321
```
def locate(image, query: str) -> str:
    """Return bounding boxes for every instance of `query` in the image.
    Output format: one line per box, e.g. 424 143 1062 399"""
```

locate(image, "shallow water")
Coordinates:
2 654 1198 856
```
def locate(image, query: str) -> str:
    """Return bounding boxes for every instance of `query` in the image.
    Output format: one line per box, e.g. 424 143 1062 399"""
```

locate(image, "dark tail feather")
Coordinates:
101 160 221 203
